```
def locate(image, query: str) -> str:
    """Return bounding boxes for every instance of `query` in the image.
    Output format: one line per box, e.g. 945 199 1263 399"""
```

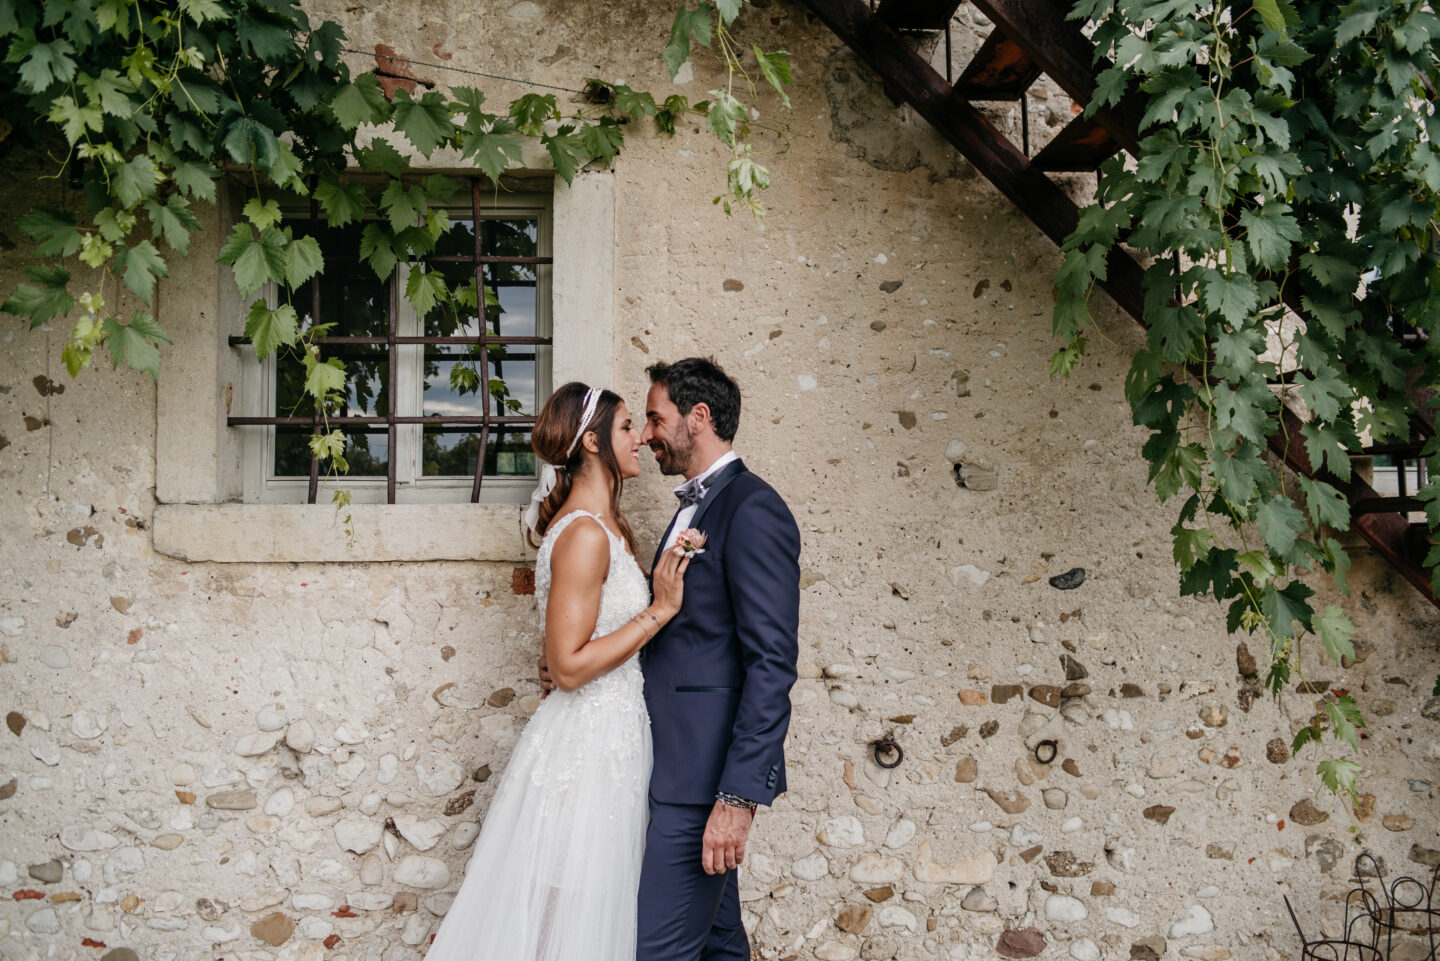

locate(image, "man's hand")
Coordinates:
701 801 753 875
538 655 556 698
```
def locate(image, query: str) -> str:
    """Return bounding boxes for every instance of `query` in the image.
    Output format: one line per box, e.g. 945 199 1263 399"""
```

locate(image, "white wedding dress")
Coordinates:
425 510 653 961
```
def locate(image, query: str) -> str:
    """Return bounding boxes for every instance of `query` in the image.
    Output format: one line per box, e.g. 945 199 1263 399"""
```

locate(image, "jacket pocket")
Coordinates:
675 685 739 693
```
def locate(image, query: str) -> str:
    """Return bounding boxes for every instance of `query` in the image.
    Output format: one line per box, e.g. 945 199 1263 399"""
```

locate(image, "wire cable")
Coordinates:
340 46 587 94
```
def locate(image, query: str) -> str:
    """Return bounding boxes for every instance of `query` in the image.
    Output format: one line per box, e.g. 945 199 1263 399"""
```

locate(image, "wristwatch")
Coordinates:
716 791 758 812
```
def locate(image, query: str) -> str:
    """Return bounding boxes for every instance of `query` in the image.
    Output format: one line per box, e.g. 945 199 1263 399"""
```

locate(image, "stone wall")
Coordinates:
1 2 1437 960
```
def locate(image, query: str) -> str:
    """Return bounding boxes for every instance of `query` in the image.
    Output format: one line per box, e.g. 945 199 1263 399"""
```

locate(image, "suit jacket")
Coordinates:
642 458 800 807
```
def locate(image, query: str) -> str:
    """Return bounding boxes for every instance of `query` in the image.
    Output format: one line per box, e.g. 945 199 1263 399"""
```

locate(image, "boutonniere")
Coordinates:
673 528 708 556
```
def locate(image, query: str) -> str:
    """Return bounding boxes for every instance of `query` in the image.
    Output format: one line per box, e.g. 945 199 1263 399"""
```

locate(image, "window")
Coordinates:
230 179 552 504
150 165 615 563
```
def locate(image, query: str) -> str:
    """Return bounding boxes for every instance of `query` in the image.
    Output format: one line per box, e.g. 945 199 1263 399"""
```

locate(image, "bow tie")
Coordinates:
675 476 708 509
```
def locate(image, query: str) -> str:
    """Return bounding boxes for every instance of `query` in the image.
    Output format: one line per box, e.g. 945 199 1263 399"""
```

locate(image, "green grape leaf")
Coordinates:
1291 724 1321 755
242 197 283 231
177 0 226 24
304 355 347 402
1171 524 1212 571
1210 437 1267 507
706 90 745 147
101 310 170 379
1257 494 1308 559
315 178 367 227
330 74 390 130
16 206 82 256
171 161 219 202
244 300 299 359
115 240 168 304
15 35 77 93
715 0 743 24
1213 381 1275 445
611 84 657 121
1317 759 1361 800
1323 696 1365 752
462 127 525 183
80 68 136 116
392 89 455 157
1300 420 1352 481
223 228 286 299
508 92 558 137
220 116 279 168
1314 605 1357 666
378 179 427 233
405 266 448 318
664 3 713 78
1259 580 1315 639
1199 269 1262 326
309 428 348 468
543 126 590 185
113 154 161 208
47 94 102 142
580 119 625 168
359 224 399 280
285 234 323 288
1179 546 1236 599
2 265 75 328
356 139 406 177
144 195 201 256
753 46 792 108
1238 202 1302 270
1296 475 1350 531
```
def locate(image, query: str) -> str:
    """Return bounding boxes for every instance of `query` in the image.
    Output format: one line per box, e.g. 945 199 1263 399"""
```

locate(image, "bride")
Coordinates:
424 382 690 961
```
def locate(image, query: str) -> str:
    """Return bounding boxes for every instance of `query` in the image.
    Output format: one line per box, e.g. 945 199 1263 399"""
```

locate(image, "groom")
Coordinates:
635 357 800 960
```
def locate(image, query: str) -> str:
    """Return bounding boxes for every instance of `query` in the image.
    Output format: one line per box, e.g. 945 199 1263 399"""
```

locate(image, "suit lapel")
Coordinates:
689 458 746 532
652 511 681 571
650 458 747 570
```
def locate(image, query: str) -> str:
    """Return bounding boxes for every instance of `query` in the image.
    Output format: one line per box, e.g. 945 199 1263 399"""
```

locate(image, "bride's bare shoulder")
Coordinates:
548 514 611 577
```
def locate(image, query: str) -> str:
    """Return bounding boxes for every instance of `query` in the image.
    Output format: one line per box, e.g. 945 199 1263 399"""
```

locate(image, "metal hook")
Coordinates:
872 729 903 769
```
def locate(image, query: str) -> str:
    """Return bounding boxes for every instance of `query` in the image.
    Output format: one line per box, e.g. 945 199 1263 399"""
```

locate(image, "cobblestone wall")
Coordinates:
1 2 1437 960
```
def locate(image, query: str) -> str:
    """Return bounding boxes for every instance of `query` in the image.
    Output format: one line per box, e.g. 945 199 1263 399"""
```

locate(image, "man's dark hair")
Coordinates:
646 356 742 442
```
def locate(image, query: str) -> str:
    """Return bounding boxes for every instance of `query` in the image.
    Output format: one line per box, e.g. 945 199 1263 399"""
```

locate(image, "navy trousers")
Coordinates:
635 798 749 961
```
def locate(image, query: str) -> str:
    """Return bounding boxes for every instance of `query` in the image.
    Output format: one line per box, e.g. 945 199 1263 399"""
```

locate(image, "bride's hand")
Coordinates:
651 547 691 618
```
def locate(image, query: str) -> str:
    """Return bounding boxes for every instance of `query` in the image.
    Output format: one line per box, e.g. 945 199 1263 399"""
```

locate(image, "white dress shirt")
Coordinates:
663 450 739 550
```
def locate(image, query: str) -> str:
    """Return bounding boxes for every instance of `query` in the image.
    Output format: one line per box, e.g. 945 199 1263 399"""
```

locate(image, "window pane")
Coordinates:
274 428 389 478
272 217 392 479
422 427 535 477
424 262 483 339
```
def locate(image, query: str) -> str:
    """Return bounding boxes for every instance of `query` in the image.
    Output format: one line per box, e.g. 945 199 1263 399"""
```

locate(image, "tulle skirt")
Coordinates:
424 659 652 961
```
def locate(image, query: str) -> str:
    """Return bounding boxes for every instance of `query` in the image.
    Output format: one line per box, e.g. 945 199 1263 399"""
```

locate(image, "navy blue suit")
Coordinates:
637 458 800 961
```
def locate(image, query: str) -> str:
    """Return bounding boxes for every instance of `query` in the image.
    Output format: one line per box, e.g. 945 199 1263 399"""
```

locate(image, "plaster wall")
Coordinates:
1 2 1437 961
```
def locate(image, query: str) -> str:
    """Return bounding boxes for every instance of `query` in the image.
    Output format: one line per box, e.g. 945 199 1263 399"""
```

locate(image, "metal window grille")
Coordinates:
226 177 552 504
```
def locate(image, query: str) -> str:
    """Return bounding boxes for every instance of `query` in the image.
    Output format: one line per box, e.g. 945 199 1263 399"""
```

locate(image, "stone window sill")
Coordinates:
152 503 533 563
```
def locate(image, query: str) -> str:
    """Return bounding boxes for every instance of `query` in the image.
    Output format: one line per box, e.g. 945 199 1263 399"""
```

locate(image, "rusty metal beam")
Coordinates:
1031 113 1123 171
798 0 1145 319
877 0 964 30
968 0 1144 155
952 31 1043 100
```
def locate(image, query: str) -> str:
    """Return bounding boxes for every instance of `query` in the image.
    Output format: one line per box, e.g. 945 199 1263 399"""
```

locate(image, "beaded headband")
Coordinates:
564 387 603 459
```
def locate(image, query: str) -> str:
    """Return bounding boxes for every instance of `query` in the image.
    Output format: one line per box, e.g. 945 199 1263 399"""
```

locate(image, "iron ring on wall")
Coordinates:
872 733 903 769
1033 739 1058 765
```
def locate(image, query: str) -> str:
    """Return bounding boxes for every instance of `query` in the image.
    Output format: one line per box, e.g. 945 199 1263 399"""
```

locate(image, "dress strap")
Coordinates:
543 510 612 546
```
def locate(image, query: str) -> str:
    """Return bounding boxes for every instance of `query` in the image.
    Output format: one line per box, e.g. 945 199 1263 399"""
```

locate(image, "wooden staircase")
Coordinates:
799 0 1438 609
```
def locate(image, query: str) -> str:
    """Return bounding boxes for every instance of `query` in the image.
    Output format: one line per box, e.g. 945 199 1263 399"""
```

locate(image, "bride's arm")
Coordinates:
544 518 688 692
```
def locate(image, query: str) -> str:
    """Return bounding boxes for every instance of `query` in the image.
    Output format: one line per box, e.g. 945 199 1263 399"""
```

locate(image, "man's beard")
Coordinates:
653 421 695 476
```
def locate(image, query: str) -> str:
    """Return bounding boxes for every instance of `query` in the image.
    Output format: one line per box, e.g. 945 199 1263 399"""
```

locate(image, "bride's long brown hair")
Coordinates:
527 382 637 553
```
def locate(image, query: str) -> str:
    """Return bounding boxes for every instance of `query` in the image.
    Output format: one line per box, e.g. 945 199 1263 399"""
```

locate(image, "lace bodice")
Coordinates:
535 510 651 698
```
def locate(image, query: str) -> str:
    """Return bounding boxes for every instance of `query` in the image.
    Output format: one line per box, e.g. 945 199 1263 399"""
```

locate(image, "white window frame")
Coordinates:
237 192 553 505
151 160 613 563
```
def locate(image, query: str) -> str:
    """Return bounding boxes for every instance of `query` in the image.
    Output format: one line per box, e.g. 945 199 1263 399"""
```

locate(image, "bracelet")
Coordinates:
716 791 757 812
635 611 661 640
